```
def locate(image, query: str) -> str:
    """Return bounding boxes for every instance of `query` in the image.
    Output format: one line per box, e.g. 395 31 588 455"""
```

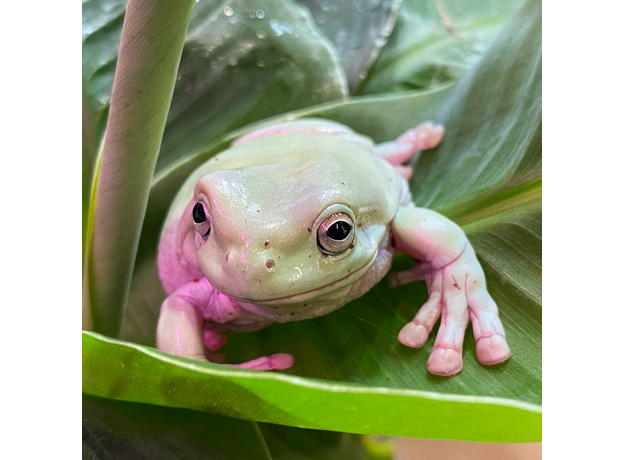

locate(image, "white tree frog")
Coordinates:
156 119 511 376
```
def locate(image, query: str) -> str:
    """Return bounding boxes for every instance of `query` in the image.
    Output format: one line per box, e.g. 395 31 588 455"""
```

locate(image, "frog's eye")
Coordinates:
317 212 355 255
192 202 211 238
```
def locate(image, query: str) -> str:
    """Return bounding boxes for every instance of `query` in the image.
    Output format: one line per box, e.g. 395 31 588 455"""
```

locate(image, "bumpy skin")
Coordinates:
156 119 511 375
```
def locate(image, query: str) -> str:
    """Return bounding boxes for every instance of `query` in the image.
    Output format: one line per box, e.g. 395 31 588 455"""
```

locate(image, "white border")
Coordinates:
543 1 624 458
1 1 80 457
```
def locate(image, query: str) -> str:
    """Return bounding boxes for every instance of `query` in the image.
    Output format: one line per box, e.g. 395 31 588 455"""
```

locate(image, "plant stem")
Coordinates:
83 0 195 335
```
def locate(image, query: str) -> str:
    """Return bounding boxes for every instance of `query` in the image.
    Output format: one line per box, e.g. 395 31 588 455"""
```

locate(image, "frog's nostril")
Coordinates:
265 259 275 271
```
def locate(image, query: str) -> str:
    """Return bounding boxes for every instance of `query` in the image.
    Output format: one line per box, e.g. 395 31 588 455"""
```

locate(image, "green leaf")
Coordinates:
359 0 524 95
83 0 196 334
82 0 348 173
296 0 403 92
83 332 540 442
83 395 272 459
84 0 542 442
84 395 366 459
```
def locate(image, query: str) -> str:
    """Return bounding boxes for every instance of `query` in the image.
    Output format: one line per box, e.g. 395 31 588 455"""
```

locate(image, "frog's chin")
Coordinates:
225 251 378 306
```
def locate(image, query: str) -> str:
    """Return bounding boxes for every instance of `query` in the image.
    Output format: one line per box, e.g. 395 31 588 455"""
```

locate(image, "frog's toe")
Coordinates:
476 334 511 365
419 124 444 150
230 353 294 371
203 329 228 350
427 348 463 376
269 353 295 370
398 122 444 151
393 165 413 180
398 322 429 348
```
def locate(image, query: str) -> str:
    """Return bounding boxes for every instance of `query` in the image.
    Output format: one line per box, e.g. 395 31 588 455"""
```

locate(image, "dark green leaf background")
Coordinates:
83 0 541 445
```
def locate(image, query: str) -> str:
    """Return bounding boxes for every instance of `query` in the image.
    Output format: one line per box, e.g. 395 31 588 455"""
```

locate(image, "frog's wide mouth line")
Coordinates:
225 251 378 304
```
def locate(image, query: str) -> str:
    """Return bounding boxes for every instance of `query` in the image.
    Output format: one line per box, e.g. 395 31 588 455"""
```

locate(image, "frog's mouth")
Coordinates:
226 251 377 305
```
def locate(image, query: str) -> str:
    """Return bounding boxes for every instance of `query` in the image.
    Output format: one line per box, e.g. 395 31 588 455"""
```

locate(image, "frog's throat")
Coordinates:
223 250 378 305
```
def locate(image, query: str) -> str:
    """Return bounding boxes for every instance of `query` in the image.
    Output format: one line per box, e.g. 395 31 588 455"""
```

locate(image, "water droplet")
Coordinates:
256 30 266 39
228 15 237 24
210 61 219 69
256 9 265 19
210 13 218 21
224 6 233 16
249 11 256 19
82 25 92 35
321 1 331 11
229 57 237 65
257 59 265 67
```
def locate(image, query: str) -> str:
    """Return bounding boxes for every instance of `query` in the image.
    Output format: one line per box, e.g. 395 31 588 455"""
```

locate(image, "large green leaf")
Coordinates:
84 0 542 442
82 0 348 173
83 332 539 442
359 0 524 95
83 395 366 459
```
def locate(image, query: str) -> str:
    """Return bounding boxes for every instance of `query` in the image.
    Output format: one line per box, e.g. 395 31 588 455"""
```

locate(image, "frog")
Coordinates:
156 119 511 376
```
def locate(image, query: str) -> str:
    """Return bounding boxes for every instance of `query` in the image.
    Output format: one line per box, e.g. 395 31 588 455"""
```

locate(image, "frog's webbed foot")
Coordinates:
390 207 510 376
374 121 444 180
390 247 511 376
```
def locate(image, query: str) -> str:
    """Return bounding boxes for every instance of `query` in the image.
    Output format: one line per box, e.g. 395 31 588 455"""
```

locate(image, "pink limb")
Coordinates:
390 206 511 376
374 122 444 166
157 282 295 371
156 295 206 361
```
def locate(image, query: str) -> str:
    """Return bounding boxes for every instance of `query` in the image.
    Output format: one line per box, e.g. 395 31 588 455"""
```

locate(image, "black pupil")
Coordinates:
327 221 351 240
192 203 207 223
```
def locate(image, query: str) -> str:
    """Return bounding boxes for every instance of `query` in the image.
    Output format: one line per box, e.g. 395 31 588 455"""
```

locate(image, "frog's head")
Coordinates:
188 135 400 316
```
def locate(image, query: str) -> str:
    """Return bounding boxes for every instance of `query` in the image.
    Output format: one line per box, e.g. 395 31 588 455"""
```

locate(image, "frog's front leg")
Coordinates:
390 206 511 376
374 122 444 180
156 280 294 371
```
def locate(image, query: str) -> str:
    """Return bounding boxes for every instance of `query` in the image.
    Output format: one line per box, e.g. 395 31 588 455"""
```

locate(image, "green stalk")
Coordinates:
83 0 195 335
